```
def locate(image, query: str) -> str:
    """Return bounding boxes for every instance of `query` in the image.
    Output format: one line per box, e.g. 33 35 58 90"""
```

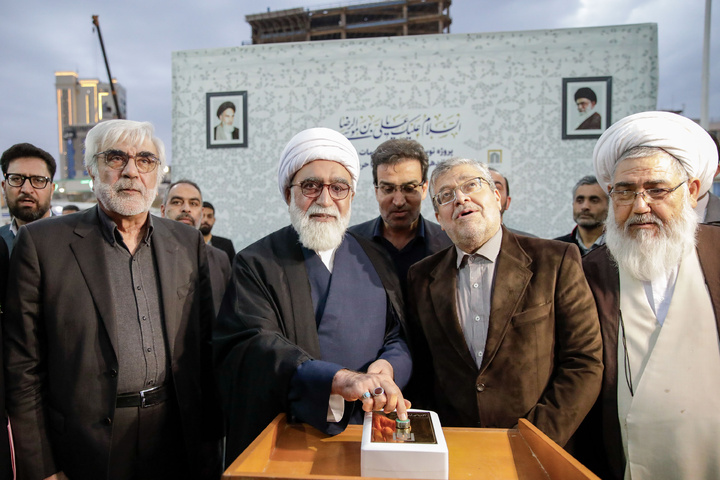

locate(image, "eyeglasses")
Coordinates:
375 181 425 197
609 181 686 206
4 173 51 189
433 177 489 206
93 149 160 174
290 180 352 200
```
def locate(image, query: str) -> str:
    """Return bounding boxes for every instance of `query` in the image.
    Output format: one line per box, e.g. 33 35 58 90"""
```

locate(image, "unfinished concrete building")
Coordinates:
246 0 452 44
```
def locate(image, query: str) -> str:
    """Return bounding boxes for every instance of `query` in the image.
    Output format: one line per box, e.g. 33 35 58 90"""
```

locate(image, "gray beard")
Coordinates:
94 178 157 217
289 196 350 252
605 194 698 281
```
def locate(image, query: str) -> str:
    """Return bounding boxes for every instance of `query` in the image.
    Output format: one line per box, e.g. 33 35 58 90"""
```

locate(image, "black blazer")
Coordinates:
3 206 222 480
210 235 236 263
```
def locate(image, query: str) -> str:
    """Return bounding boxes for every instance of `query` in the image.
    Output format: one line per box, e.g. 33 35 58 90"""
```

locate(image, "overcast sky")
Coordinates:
1 0 717 166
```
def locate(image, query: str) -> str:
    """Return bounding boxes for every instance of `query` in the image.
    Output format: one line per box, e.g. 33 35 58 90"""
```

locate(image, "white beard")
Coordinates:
605 193 699 281
94 178 157 217
578 104 595 121
289 196 350 252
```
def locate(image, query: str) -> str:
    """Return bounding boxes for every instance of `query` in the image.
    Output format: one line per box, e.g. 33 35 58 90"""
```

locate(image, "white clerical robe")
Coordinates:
618 249 720 479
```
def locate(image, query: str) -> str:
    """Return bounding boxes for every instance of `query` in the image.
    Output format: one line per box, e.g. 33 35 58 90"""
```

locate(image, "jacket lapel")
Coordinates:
280 227 322 358
69 207 119 356
428 247 478 371
483 228 532 371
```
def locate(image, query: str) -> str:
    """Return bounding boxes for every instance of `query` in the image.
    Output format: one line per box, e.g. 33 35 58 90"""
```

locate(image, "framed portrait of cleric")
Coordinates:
206 91 248 149
561 77 612 140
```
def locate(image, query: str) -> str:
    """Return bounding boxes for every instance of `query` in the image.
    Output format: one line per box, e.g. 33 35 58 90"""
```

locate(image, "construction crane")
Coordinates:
91 15 123 119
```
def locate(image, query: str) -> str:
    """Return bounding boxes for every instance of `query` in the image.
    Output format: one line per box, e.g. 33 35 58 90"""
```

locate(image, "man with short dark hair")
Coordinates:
580 112 720 479
200 201 236 262
555 175 608 255
214 101 239 141
0 143 57 253
162 180 231 314
488 168 535 237
349 139 451 290
406 156 602 447
3 120 222 479
61 204 80 215
215 127 412 461
575 87 601 130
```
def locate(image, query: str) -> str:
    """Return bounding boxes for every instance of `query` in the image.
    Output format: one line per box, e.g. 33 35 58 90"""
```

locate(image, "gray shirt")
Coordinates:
98 208 168 393
454 227 502 369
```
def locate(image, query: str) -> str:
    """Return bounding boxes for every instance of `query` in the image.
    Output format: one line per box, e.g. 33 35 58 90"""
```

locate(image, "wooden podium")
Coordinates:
223 414 599 480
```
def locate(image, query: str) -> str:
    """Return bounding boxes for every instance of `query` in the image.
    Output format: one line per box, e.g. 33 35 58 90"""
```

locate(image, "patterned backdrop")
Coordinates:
172 23 657 250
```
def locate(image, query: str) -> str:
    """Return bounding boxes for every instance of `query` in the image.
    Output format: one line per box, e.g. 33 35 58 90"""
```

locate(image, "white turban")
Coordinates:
277 127 359 200
593 111 718 195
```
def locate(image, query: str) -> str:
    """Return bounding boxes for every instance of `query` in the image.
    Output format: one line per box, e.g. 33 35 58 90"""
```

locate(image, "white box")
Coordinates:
361 409 448 479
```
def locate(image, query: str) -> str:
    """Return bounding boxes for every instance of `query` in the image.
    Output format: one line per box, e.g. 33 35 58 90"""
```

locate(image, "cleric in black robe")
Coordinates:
214 127 412 461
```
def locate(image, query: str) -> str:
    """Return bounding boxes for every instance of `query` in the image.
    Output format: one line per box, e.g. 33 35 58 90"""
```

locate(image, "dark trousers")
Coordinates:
109 398 191 480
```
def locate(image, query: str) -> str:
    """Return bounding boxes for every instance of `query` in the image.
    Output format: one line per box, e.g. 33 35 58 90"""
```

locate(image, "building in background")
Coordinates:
246 0 451 44
55 71 126 180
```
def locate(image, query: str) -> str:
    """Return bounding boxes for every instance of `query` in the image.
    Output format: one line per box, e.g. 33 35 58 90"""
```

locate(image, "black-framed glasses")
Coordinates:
4 173 51 189
93 149 160 174
433 177 489 206
375 181 425 197
290 180 352 200
609 181 686 206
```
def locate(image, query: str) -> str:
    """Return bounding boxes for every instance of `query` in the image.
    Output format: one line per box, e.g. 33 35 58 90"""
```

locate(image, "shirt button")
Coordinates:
476 383 485 392
474 316 480 322
109 369 118 378
477 351 483 358
103 417 112 425
142 316 147 321
147 380 154 386
146 348 152 352
473 283 479 288
136 286 141 291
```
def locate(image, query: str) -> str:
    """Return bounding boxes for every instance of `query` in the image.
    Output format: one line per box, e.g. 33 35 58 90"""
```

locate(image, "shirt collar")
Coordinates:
372 214 427 240
573 226 605 254
455 226 503 269
97 205 154 247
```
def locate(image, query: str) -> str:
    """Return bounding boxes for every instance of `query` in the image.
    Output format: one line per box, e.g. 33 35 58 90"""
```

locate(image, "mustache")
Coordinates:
175 213 195 222
113 179 146 193
306 204 339 218
16 194 37 203
625 213 662 229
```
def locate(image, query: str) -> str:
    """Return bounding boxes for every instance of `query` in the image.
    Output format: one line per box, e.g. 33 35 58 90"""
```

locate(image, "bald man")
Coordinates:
214 128 412 461
579 112 720 479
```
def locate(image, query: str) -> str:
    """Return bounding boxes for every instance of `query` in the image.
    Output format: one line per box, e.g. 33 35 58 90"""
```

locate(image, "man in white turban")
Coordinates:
214 127 412 461
578 111 720 480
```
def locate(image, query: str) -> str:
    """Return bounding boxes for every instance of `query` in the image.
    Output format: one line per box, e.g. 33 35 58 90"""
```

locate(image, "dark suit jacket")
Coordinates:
406 227 603 447
206 244 231 315
0 224 14 255
210 235 236 263
3 206 222 480
0 239 11 480
580 224 720 479
214 226 409 461
704 192 720 225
